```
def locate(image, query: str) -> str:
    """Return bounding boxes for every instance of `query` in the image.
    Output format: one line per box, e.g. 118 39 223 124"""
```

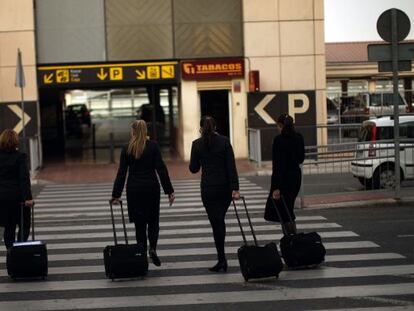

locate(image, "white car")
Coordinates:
351 116 414 189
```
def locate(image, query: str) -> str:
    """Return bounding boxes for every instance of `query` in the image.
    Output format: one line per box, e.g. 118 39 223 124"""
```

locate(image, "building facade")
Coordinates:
0 0 326 165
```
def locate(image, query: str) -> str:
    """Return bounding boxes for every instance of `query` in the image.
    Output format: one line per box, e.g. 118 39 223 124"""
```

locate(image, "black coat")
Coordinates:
264 132 305 222
189 134 239 192
0 151 33 226
112 141 173 222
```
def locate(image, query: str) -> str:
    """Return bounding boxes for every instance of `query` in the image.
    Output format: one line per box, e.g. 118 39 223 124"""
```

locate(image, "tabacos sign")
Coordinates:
181 58 244 80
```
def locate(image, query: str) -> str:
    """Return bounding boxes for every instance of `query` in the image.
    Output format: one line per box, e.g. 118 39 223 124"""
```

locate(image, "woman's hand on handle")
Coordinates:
232 190 241 200
111 197 121 205
168 193 175 206
272 189 281 200
24 200 34 207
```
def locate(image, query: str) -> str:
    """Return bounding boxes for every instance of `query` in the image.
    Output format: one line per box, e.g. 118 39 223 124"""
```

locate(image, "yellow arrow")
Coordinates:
43 73 54 84
136 69 146 80
97 68 108 80
8 105 31 134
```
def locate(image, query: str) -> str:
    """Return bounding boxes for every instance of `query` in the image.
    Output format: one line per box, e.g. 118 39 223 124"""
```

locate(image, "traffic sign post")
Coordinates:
369 8 412 199
15 49 26 153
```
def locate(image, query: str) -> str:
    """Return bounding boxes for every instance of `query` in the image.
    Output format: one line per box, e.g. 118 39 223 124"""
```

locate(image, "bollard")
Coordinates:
109 132 115 164
92 124 96 160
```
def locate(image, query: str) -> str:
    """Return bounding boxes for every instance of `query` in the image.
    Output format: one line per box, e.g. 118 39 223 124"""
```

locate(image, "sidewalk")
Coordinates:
34 159 258 184
33 159 414 209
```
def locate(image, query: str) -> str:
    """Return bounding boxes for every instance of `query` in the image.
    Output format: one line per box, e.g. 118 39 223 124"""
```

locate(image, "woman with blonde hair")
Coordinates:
112 120 175 266
0 129 33 249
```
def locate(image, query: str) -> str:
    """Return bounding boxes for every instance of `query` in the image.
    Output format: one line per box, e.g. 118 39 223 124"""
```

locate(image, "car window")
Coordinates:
358 122 374 142
405 122 414 138
370 93 404 107
376 126 394 140
376 124 409 140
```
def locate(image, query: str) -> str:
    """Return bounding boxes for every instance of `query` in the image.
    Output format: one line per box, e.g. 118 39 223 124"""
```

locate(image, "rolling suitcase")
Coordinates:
234 197 283 281
6 203 48 280
103 200 148 280
272 197 326 268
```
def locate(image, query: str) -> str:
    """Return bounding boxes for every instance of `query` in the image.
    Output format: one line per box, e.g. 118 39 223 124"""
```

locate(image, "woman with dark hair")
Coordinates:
0 129 33 249
189 116 240 272
264 114 305 235
112 120 175 267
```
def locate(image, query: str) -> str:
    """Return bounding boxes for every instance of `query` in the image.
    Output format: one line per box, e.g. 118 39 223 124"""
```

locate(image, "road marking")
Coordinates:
0 283 414 309
397 234 414 238
33 228 352 241
30 231 357 246
0 240 378 252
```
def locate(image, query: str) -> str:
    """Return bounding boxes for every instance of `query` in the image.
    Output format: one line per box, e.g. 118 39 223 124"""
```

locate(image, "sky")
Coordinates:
325 0 414 42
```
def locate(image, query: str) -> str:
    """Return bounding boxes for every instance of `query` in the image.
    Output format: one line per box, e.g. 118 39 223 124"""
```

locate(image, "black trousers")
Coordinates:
202 187 232 262
133 210 160 252
1 200 31 249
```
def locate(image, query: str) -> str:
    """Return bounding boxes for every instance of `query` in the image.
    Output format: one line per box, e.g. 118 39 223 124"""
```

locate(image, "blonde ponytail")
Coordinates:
128 120 147 159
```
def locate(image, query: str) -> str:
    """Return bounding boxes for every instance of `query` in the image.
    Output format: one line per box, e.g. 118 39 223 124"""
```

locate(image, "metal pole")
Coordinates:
109 132 115 164
92 123 96 160
391 9 401 199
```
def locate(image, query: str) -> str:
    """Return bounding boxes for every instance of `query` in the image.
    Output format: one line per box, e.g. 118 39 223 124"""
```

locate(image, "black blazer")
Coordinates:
270 131 305 191
0 151 32 201
112 140 174 198
189 134 239 191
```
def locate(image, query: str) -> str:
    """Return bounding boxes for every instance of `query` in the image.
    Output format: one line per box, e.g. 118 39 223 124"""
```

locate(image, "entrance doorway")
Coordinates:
39 86 179 163
199 90 230 137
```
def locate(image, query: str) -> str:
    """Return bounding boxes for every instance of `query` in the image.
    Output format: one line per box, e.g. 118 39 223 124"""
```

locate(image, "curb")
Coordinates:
302 196 414 210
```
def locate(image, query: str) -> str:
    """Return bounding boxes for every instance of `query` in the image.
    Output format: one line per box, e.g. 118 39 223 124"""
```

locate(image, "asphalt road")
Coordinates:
2 177 413 310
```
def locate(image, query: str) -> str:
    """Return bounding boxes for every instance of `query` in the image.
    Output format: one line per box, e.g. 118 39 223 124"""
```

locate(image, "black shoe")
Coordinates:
149 249 161 267
209 260 228 272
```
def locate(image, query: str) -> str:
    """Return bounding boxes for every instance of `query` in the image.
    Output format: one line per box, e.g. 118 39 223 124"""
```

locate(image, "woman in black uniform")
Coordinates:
189 116 240 272
264 114 305 235
112 120 175 266
0 129 34 249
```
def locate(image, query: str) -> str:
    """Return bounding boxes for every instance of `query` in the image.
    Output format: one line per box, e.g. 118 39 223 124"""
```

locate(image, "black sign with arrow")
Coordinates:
0 102 38 137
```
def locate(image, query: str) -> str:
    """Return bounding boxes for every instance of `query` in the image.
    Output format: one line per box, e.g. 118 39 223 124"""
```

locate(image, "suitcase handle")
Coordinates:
20 203 35 241
232 196 258 247
271 196 294 234
109 200 129 245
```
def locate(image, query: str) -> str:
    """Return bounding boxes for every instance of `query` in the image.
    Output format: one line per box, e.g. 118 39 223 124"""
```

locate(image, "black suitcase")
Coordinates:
103 200 148 280
272 197 326 268
6 203 48 280
234 197 283 281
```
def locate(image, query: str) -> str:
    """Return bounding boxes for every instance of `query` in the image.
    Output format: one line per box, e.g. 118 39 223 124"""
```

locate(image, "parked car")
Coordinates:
341 92 409 124
351 115 414 189
326 98 339 124
66 104 92 127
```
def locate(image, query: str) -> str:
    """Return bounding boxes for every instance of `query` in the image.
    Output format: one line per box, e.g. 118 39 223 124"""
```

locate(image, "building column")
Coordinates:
404 77 412 112
340 80 348 97
368 80 376 93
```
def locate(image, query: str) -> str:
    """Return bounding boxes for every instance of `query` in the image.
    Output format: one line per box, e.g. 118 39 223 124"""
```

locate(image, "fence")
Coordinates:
248 124 414 202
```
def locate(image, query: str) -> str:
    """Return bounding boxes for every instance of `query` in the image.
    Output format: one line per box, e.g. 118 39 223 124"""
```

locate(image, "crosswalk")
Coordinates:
1 177 413 310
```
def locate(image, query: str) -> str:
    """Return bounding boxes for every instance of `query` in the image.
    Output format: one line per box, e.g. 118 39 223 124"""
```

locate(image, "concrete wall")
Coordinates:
0 0 38 103
243 0 326 135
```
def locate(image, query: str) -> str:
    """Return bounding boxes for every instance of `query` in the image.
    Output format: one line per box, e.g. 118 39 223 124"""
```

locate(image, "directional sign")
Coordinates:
368 43 414 61
378 60 412 72
0 102 38 136
37 61 179 88
248 91 316 160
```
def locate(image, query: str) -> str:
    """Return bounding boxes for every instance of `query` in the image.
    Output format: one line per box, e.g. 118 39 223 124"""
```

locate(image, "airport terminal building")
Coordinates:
1 0 327 168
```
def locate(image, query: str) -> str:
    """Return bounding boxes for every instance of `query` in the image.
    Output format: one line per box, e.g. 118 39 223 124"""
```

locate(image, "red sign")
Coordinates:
181 58 244 80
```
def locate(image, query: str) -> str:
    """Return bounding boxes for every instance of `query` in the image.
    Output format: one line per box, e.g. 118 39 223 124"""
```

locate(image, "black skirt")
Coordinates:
126 185 160 223
264 169 301 223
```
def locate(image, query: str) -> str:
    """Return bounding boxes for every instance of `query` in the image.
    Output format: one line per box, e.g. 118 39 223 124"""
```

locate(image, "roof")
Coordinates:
367 115 414 126
326 40 414 64
326 41 376 64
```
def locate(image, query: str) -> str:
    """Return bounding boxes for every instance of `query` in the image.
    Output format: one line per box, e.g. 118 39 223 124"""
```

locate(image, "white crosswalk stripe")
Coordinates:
0 178 412 311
